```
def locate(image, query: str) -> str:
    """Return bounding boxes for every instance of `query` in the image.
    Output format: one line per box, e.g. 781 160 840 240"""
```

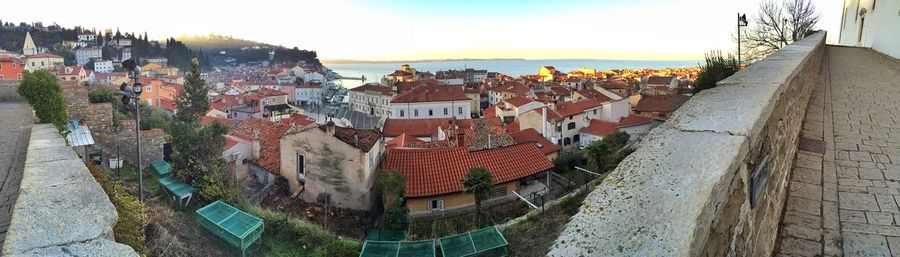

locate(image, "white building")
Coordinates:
93 60 114 73
518 98 630 149
294 83 323 107
77 34 97 43
25 53 64 71
303 71 325 84
839 0 900 59
75 47 102 65
389 83 471 120
349 83 394 117
121 48 132 61
22 32 37 55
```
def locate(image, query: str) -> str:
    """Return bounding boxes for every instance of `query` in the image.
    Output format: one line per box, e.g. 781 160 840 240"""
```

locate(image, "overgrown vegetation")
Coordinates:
86 162 148 255
88 86 115 103
583 131 632 172
170 59 235 203
379 170 408 230
240 204 362 257
692 51 741 93
17 70 67 131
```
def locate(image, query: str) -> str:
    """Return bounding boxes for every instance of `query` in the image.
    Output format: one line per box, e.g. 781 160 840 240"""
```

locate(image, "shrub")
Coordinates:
17 70 67 131
87 162 148 255
88 86 116 103
693 51 740 93
240 204 361 257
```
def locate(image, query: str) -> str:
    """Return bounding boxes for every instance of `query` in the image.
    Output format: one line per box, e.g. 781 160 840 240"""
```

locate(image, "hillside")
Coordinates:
176 34 321 67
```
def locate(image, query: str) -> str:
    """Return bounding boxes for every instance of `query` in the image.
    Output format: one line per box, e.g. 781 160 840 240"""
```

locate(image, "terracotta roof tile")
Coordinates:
391 83 469 103
503 96 534 107
230 118 291 174
580 119 619 137
634 95 689 113
384 143 553 197
383 118 452 137
509 128 560 155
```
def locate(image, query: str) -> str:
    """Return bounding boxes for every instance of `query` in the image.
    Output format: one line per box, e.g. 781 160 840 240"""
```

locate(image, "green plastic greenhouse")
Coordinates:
439 226 509 257
359 240 436 257
149 160 172 177
196 201 264 257
366 229 406 241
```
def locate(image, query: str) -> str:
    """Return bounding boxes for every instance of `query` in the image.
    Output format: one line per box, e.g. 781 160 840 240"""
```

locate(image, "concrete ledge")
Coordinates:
549 32 827 256
1 124 138 257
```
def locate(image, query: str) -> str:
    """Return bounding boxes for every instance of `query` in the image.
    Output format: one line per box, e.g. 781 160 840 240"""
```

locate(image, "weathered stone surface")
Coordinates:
842 232 890 257
548 128 746 256
1 124 138 256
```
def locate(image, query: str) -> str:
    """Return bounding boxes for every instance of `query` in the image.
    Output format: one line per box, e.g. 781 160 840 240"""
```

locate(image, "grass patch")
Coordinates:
240 204 361 257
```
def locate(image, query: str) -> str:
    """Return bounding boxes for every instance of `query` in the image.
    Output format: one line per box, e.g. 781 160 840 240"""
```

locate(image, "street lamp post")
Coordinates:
120 58 145 202
737 13 749 65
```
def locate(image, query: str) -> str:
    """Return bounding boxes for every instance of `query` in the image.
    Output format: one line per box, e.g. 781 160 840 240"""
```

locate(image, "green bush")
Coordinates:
87 162 148 256
240 204 361 257
693 51 740 93
88 86 116 103
17 70 67 131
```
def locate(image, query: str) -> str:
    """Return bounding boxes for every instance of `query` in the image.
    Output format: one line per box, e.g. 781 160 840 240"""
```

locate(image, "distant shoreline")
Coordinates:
322 58 526 64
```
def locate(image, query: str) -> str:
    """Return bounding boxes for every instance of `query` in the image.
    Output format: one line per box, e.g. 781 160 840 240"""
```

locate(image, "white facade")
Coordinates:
599 99 630 122
77 34 97 42
121 49 132 61
437 78 464 85
25 56 64 71
294 86 323 106
303 72 325 83
390 100 472 120
76 48 102 65
349 89 392 117
93 60 114 73
839 0 900 59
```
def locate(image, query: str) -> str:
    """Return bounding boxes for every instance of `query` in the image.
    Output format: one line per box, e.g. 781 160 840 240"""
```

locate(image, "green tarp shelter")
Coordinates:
197 201 264 257
439 226 509 257
158 176 194 206
149 160 172 177
359 240 436 257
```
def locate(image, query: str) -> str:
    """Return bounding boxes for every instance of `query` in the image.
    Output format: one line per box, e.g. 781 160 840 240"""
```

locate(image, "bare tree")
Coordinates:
738 0 820 62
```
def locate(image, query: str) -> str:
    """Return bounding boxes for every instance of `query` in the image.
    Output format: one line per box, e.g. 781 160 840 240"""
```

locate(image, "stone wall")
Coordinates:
2 124 138 256
0 80 22 101
64 86 166 170
548 32 826 256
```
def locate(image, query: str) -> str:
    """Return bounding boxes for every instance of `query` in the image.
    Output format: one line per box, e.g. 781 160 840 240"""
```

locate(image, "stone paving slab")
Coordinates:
776 46 900 256
0 102 32 251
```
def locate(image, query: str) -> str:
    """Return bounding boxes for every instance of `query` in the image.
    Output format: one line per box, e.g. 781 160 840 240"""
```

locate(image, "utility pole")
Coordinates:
120 58 144 202
737 13 749 65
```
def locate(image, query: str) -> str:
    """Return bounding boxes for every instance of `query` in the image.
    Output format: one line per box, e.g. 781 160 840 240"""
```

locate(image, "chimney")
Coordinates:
542 106 548 137
455 129 465 148
326 120 335 135
251 128 261 159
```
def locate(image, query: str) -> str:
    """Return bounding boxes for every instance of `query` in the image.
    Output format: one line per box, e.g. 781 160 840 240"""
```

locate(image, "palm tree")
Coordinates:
461 167 494 218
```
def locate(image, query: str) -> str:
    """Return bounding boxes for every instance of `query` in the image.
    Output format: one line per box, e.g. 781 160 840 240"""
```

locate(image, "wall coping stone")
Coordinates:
1 124 138 257
548 32 826 256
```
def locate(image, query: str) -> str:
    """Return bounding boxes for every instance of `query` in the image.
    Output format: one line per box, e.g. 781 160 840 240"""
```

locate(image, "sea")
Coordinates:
326 59 702 88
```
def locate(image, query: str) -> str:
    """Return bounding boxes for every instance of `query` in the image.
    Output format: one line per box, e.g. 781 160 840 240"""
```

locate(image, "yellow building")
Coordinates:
383 142 553 217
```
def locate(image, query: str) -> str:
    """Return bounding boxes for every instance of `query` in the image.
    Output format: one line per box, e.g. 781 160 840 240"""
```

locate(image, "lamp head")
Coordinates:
132 83 142 96
119 82 129 92
738 14 749 26
122 58 137 71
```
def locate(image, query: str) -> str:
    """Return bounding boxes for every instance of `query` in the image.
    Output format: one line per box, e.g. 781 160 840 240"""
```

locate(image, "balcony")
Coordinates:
544 32 900 256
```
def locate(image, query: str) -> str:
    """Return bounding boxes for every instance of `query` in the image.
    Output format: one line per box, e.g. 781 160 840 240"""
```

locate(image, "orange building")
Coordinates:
0 54 24 81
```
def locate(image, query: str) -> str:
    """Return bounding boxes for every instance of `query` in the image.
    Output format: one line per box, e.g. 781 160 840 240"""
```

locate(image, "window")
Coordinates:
428 109 433 116
556 125 562 132
573 134 580 142
0 63 2 69
490 187 507 198
428 199 444 212
443 108 448 115
564 137 571 146
400 110 405 117
146 86 152 92
297 153 306 182
41 61 44 66
414 110 419 117
567 122 576 130
593 110 597 115
31 62 35 66
458 107 463 115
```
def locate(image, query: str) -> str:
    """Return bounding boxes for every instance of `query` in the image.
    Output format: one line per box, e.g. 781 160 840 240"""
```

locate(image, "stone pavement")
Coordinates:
0 102 33 251
776 46 900 256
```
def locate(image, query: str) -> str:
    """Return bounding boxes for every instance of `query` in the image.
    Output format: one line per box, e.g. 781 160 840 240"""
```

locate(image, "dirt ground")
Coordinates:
504 190 588 257
259 178 371 240
144 200 232 257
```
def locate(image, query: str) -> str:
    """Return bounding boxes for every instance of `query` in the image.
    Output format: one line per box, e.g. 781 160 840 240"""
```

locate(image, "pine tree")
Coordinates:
174 58 210 123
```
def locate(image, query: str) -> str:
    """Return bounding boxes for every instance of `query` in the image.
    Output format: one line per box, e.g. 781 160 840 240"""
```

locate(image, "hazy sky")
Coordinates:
1 0 842 61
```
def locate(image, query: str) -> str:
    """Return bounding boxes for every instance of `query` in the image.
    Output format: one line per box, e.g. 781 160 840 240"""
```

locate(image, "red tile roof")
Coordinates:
634 95 689 113
645 76 676 85
257 88 288 96
503 96 534 108
286 113 315 127
230 118 291 174
390 83 470 103
491 81 530 94
574 88 613 102
326 126 381 152
350 83 394 96
201 116 230 126
553 99 603 120
384 143 553 197
509 128 560 155
385 133 425 149
383 118 452 137
580 119 619 137
26 53 63 59
224 137 239 150
618 115 654 127
548 86 571 96
159 98 176 112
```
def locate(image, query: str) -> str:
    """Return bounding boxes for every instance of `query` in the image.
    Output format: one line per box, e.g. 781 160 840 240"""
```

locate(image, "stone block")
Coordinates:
839 192 880 211
842 232 890 257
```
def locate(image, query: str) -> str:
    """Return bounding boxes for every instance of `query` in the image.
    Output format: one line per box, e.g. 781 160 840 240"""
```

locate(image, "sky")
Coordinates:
0 0 842 61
